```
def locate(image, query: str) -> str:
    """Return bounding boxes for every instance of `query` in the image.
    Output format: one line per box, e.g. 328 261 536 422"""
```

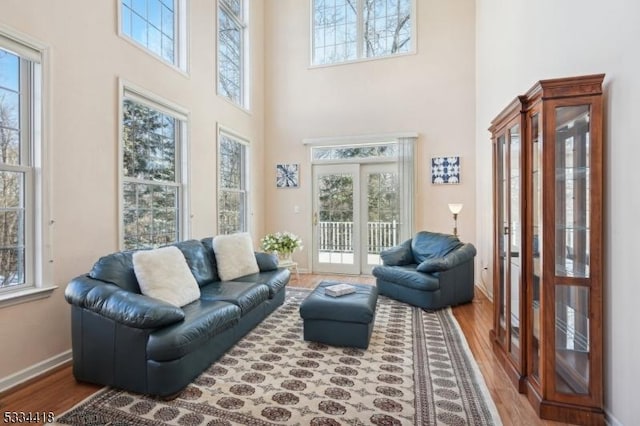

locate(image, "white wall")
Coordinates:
264 0 477 271
0 0 265 381
475 0 640 424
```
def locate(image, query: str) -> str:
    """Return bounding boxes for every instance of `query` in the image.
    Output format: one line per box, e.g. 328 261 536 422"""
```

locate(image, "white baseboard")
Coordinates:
475 282 492 301
605 409 623 426
0 350 72 393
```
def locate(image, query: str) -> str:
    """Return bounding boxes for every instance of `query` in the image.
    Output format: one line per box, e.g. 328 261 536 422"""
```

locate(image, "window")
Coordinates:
0 31 50 300
312 0 413 66
311 142 399 161
306 135 416 252
217 129 248 235
120 0 187 70
121 86 188 249
217 0 247 107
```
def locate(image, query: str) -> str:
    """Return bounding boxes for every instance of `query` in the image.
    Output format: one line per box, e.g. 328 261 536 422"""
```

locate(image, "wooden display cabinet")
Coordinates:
489 74 605 425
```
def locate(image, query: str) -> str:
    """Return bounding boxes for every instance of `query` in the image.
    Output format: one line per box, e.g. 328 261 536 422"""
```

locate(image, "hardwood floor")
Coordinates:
0 274 569 425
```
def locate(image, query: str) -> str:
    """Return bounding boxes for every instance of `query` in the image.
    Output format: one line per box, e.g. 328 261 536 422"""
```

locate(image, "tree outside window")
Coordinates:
218 0 246 107
312 0 413 65
122 98 182 249
0 45 37 291
218 132 248 235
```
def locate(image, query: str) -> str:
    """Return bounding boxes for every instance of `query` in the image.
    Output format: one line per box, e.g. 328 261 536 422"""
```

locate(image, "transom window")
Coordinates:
217 130 248 235
217 0 247 107
312 0 414 66
311 142 399 161
120 0 187 70
121 87 188 249
0 33 45 297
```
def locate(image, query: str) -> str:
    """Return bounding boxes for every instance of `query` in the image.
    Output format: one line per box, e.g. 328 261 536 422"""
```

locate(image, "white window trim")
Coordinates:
304 132 418 165
0 26 55 308
216 0 250 111
118 79 191 250
117 0 190 75
309 0 417 68
216 124 250 235
303 132 418 146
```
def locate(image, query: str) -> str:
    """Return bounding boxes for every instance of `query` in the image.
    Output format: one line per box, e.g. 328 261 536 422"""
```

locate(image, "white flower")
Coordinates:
260 231 303 254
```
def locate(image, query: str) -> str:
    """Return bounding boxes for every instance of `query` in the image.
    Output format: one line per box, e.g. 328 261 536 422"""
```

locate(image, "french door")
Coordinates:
312 163 401 274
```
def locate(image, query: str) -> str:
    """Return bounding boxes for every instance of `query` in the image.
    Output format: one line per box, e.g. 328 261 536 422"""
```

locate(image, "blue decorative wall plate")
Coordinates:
276 163 299 188
431 156 460 184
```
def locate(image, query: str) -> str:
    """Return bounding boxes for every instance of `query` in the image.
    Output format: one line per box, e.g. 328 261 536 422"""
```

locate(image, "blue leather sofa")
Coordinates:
372 231 476 310
64 238 290 397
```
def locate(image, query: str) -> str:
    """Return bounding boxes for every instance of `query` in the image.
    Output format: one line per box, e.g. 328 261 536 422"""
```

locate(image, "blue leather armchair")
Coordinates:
372 231 476 310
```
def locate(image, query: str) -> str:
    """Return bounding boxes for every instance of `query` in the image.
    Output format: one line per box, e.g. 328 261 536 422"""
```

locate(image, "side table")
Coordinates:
278 259 300 281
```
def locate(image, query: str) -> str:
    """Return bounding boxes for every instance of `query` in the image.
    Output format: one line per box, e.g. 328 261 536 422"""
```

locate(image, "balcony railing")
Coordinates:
318 221 398 254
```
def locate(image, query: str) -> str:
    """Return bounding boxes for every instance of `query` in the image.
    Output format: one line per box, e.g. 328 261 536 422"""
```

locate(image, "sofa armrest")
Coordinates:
65 275 185 329
254 251 279 271
416 243 477 273
380 238 414 266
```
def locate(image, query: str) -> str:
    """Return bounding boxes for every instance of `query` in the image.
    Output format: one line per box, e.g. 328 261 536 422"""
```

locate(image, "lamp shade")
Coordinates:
448 203 463 214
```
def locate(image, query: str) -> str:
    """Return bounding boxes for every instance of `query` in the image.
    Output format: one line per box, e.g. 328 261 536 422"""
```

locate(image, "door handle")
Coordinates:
313 212 318 226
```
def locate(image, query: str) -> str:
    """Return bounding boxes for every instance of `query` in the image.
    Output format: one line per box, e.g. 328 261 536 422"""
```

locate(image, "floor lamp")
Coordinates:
448 203 463 236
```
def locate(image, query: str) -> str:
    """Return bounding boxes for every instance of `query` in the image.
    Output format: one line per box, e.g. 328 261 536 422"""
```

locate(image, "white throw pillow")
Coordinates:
132 246 200 307
212 233 260 281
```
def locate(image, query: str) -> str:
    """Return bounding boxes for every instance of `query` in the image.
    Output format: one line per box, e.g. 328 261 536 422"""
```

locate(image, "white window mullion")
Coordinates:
357 0 364 59
178 119 190 241
23 168 35 287
23 58 37 290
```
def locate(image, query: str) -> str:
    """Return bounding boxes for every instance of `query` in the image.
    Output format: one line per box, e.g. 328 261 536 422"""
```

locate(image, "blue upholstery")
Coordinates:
372 231 476 310
199 281 270 314
65 238 290 397
299 281 378 349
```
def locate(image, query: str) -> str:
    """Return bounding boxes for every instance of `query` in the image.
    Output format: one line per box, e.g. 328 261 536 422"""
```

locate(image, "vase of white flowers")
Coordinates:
260 231 303 261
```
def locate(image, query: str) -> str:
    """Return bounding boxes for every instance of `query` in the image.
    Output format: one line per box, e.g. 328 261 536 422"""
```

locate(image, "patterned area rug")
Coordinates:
55 288 501 425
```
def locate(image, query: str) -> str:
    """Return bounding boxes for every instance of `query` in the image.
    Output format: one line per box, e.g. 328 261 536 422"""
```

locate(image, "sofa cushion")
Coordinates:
411 231 463 263
133 246 201 307
231 269 290 298
380 238 414 266
416 257 448 273
212 233 260 281
172 240 217 287
372 264 440 291
147 300 240 362
200 238 221 282
255 252 279 271
416 243 477 273
200 282 269 314
89 251 140 293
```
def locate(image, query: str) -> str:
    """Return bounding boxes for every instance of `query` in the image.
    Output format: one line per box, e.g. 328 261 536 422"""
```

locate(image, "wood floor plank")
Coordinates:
0 274 570 425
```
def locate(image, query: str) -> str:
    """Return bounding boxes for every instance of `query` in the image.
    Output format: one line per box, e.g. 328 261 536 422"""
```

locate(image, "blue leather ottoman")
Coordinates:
299 281 378 349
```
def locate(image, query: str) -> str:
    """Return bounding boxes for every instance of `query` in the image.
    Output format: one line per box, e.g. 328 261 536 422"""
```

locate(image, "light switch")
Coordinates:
294 205 300 214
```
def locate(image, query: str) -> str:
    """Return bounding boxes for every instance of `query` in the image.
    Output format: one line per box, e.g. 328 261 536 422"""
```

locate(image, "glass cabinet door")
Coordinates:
495 120 523 366
530 112 542 382
555 105 591 279
554 104 592 396
509 123 521 361
496 134 507 345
